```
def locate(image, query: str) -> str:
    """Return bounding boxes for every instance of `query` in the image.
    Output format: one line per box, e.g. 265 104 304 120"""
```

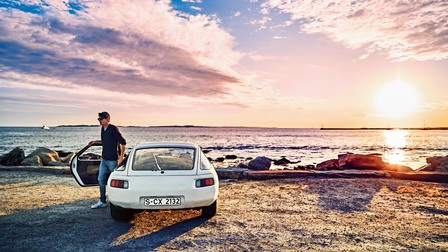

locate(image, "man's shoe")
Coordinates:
91 201 107 209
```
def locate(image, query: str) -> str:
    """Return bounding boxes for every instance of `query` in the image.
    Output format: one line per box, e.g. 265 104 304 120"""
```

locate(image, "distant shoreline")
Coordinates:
1 125 447 130
320 127 448 130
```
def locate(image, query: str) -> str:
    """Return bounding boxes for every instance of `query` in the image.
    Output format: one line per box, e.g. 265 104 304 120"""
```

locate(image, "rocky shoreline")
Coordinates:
1 146 447 183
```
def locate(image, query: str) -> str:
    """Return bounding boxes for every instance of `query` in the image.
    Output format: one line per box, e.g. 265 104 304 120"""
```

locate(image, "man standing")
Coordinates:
89 112 127 209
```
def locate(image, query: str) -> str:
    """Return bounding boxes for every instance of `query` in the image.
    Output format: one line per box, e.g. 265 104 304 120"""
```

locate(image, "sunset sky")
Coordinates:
1 0 447 128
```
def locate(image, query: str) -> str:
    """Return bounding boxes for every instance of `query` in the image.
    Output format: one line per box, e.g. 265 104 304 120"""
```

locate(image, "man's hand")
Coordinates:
88 140 101 147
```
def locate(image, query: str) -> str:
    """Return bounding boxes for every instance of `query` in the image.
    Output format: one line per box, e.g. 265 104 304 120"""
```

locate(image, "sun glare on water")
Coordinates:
383 130 407 165
375 79 419 118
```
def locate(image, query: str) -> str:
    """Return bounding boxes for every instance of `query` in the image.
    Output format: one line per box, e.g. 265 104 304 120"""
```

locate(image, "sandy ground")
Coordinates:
0 171 447 251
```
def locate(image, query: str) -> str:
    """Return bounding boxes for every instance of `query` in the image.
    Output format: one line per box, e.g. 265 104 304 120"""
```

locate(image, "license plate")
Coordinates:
144 197 181 206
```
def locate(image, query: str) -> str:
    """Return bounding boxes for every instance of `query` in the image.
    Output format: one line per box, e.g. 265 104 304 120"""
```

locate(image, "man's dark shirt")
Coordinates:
101 124 126 161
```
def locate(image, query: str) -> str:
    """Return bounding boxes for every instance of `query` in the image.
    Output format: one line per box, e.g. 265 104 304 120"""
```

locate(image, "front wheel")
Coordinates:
110 203 133 221
201 200 217 218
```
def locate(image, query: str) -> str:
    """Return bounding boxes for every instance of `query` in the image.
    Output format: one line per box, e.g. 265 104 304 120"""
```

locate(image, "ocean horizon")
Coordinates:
1 126 447 170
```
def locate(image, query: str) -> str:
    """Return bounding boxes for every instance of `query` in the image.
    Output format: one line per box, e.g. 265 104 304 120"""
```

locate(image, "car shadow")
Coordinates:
109 214 210 251
0 198 211 251
302 178 400 212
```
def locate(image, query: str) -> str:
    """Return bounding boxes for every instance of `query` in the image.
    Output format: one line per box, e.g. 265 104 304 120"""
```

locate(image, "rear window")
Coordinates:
132 147 195 171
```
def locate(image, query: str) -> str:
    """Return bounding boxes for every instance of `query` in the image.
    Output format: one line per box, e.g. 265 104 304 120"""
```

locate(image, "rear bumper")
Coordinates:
107 174 219 210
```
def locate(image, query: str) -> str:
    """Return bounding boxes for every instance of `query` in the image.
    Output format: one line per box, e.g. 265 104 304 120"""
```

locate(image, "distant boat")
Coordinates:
42 125 50 130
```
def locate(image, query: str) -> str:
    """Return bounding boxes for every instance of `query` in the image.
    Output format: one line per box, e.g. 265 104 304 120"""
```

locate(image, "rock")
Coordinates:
338 153 387 170
215 157 225 162
294 165 315 170
225 155 238 159
316 159 339 170
338 153 412 172
21 147 61 166
80 153 101 160
61 152 76 163
48 161 69 166
386 164 413 172
237 162 248 168
57 150 72 158
21 155 43 166
419 156 448 172
216 167 247 179
1 147 25 166
247 156 271 171
273 157 291 165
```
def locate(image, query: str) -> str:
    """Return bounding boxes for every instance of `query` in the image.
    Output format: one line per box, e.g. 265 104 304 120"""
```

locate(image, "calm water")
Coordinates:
0 126 447 169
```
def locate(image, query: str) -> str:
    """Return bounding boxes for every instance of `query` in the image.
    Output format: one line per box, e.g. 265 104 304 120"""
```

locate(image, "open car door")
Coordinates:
70 143 102 187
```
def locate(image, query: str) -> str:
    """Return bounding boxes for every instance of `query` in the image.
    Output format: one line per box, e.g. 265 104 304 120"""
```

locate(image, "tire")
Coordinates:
201 200 217 218
110 203 133 221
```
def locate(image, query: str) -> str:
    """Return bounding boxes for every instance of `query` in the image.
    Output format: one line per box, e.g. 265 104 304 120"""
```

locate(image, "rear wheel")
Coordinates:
110 203 133 221
201 200 217 218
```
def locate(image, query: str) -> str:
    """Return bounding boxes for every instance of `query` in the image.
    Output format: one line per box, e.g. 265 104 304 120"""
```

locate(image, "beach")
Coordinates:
0 171 446 251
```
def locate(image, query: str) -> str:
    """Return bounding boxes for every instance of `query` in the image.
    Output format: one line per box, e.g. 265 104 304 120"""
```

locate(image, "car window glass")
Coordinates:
132 147 195 171
200 151 213 170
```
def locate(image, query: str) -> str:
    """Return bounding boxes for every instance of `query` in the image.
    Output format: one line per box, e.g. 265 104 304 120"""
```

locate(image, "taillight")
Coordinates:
196 178 214 188
110 179 128 189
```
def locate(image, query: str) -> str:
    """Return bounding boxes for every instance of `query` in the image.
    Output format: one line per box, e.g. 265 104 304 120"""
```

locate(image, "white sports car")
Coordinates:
71 142 219 221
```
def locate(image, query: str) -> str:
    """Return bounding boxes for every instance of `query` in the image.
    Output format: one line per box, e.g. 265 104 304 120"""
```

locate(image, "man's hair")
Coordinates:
98 111 110 120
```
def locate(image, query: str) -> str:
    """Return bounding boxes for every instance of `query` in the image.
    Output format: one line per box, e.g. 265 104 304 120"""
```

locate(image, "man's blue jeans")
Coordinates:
98 159 117 203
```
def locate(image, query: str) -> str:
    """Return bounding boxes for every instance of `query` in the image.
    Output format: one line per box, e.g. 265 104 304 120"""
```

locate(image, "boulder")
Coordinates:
273 157 291 165
57 150 72 158
1 147 25 166
338 153 387 170
21 147 61 166
316 159 340 170
419 156 448 172
386 164 413 172
79 153 101 160
225 155 238 160
216 167 247 179
316 153 413 172
338 153 412 172
294 165 315 170
61 152 76 163
248 156 271 171
21 155 43 166
48 161 69 166
237 162 249 168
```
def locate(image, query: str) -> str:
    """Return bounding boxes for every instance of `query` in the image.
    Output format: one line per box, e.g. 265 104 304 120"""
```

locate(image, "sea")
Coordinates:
1 126 447 170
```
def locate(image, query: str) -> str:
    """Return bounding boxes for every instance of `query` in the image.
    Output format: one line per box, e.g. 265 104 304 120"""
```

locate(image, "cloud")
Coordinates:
273 36 287 40
263 0 448 61
0 0 241 97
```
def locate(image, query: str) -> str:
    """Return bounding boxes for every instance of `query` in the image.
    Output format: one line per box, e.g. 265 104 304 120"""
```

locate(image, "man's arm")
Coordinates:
88 140 102 147
118 144 126 164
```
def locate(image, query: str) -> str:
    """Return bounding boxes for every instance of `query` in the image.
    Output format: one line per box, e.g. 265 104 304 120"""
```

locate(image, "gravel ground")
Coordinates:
0 171 447 251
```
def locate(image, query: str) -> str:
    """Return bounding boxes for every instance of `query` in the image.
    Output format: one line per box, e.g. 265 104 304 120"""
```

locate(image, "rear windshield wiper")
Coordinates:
153 153 162 171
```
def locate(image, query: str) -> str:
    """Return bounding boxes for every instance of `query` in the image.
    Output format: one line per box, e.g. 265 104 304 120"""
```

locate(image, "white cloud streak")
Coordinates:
262 0 448 61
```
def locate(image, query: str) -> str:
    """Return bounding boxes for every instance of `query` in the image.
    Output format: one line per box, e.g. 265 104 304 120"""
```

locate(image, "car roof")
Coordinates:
133 142 199 149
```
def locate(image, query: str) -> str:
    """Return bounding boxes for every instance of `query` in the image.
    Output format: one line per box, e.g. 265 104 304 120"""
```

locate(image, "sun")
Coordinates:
374 79 419 118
